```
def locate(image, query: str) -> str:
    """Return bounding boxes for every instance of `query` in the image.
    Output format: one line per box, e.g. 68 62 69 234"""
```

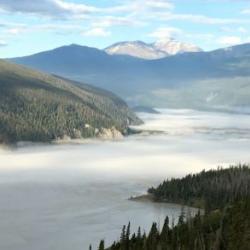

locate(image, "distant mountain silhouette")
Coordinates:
10 42 250 110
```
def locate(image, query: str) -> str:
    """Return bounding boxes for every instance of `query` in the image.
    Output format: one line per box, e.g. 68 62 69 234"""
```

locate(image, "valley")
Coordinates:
1 109 250 249
1 1 250 250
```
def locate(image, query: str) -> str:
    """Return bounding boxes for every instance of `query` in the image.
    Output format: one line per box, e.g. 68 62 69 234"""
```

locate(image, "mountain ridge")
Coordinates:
9 42 250 111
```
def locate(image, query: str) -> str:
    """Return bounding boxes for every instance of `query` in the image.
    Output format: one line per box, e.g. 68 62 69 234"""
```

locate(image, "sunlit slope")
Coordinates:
0 60 141 143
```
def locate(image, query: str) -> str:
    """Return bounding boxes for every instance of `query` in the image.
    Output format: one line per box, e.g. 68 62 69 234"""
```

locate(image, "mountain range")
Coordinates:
0 59 140 144
9 41 250 111
105 39 202 59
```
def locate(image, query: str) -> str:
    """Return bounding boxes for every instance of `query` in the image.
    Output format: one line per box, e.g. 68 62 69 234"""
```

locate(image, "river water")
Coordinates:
0 109 250 250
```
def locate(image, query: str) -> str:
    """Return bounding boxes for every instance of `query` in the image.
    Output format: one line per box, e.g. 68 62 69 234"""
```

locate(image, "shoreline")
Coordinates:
129 194 205 211
0 128 165 150
129 193 155 202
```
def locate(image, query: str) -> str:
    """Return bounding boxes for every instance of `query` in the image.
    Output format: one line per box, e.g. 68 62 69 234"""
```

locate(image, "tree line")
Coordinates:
148 165 250 212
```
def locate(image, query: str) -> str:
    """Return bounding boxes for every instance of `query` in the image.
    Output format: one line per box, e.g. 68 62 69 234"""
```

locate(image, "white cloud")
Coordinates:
238 27 248 33
155 12 250 25
1 0 250 52
0 0 173 19
218 36 242 46
241 9 250 15
102 1 250 27
7 27 26 35
144 0 174 10
0 0 98 18
149 27 182 40
0 40 7 46
104 0 173 14
221 26 248 34
82 27 110 37
91 16 144 28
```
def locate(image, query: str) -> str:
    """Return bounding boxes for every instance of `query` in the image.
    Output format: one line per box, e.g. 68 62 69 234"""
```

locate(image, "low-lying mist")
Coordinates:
0 109 250 250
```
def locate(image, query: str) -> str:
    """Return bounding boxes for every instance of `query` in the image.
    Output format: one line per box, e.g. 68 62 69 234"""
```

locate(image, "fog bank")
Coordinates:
0 109 250 250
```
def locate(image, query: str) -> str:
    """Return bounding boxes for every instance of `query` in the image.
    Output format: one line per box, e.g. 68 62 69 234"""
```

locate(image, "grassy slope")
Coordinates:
0 60 141 143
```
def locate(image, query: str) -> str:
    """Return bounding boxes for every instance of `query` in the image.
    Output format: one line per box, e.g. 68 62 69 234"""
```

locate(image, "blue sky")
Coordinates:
1 0 250 57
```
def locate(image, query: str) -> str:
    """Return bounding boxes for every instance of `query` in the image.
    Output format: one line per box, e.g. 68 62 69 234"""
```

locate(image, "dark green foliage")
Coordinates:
0 60 141 144
98 240 105 250
148 165 250 211
104 199 250 250
98 166 250 250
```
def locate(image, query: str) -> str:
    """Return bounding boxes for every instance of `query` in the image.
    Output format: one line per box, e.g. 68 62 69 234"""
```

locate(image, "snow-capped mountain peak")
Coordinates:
105 39 202 60
153 38 202 55
105 41 167 60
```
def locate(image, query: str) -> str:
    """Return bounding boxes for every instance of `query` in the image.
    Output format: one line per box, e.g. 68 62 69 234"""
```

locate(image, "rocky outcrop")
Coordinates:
97 127 123 140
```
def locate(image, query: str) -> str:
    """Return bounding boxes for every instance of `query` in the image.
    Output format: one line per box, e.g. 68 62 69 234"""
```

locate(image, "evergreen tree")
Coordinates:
98 240 105 250
125 222 130 250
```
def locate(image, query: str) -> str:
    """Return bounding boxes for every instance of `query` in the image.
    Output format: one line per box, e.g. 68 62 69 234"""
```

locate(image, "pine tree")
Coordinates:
147 222 159 250
137 227 141 240
98 240 105 250
161 216 169 242
125 222 131 250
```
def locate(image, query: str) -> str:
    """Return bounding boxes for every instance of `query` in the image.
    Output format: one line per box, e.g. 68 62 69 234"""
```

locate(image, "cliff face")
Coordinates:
97 127 124 140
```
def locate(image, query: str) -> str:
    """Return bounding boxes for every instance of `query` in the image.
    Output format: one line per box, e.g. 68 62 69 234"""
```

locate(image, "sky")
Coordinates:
1 0 250 57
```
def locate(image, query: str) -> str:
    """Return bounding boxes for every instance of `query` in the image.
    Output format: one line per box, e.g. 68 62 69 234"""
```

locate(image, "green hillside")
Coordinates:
0 60 141 144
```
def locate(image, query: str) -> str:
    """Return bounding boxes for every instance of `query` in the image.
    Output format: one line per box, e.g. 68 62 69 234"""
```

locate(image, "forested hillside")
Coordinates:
95 166 250 250
100 199 250 250
0 60 141 144
148 165 250 212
